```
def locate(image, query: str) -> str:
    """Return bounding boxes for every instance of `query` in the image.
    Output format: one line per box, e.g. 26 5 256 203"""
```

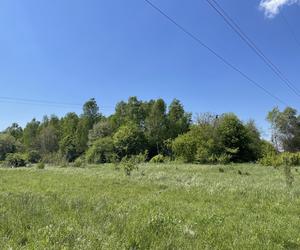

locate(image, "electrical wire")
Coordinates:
143 0 288 106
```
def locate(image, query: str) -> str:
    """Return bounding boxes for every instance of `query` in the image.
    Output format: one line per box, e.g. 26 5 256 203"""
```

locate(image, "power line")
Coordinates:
206 0 300 98
143 0 288 106
0 96 82 107
0 96 114 110
0 100 81 109
280 11 300 49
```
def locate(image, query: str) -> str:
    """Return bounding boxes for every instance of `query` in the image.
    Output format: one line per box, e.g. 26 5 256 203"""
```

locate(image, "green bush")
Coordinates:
36 162 45 169
172 132 197 163
134 151 148 164
113 123 146 158
259 152 300 167
26 150 41 163
73 158 85 168
120 156 138 176
150 154 165 163
86 137 115 164
216 153 232 165
5 153 27 168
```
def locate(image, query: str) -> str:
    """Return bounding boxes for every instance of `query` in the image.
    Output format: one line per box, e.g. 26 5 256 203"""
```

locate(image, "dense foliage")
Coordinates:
172 114 263 164
2 97 299 166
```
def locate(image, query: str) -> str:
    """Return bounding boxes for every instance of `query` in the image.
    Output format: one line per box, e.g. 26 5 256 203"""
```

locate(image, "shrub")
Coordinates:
134 151 148 164
119 154 147 176
0 134 17 161
86 137 115 164
26 150 41 163
113 123 146 158
120 156 138 176
216 153 232 165
172 132 197 163
5 153 27 168
36 162 45 169
259 152 300 167
150 154 165 163
73 158 84 168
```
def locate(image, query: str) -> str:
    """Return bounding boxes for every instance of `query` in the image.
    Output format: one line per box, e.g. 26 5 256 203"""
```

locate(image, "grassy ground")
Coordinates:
1 163 300 249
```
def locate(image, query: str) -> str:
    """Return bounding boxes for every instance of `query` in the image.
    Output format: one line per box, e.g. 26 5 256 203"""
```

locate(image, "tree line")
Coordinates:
1 97 298 167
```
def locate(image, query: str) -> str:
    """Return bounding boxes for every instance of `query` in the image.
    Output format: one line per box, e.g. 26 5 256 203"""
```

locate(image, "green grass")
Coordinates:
1 163 300 249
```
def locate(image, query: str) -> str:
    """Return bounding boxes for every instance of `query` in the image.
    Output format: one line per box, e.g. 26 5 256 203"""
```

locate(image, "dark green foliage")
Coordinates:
167 99 191 139
0 134 17 160
219 167 225 173
0 97 277 165
26 150 41 163
215 113 251 162
145 99 168 156
5 153 27 168
86 137 115 164
4 123 23 140
37 126 60 154
36 162 45 170
172 113 262 164
59 135 80 162
23 119 40 150
82 98 101 127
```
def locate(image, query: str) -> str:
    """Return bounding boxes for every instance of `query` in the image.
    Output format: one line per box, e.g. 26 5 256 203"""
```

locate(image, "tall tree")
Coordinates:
5 123 23 140
145 99 167 156
267 107 300 152
167 99 191 139
23 119 40 150
0 134 17 160
82 98 101 129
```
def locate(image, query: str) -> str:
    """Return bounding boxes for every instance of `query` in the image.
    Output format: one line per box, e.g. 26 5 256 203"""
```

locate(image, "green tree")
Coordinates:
23 119 40 150
167 99 191 139
59 135 79 162
88 119 114 145
86 137 115 163
244 120 263 161
0 134 17 160
5 123 23 140
113 123 146 158
112 97 147 128
172 130 198 163
82 98 101 129
215 113 250 162
267 107 300 152
60 113 80 161
37 126 60 154
145 99 167 156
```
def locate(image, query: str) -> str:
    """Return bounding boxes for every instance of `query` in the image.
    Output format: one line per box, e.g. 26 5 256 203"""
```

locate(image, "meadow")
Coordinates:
1 163 300 249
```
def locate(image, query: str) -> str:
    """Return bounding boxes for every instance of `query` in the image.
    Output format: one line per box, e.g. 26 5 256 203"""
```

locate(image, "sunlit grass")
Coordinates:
1 163 300 249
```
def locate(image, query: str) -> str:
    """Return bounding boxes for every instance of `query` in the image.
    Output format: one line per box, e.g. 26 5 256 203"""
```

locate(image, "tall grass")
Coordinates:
1 164 300 249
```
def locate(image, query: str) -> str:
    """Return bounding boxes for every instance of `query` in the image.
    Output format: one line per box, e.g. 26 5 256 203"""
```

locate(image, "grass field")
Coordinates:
1 163 300 249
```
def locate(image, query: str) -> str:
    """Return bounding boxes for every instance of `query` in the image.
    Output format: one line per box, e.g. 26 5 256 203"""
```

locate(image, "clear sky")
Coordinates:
0 0 299 138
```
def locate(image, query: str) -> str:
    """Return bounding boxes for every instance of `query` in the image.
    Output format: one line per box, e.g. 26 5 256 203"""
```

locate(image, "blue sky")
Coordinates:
0 0 299 137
